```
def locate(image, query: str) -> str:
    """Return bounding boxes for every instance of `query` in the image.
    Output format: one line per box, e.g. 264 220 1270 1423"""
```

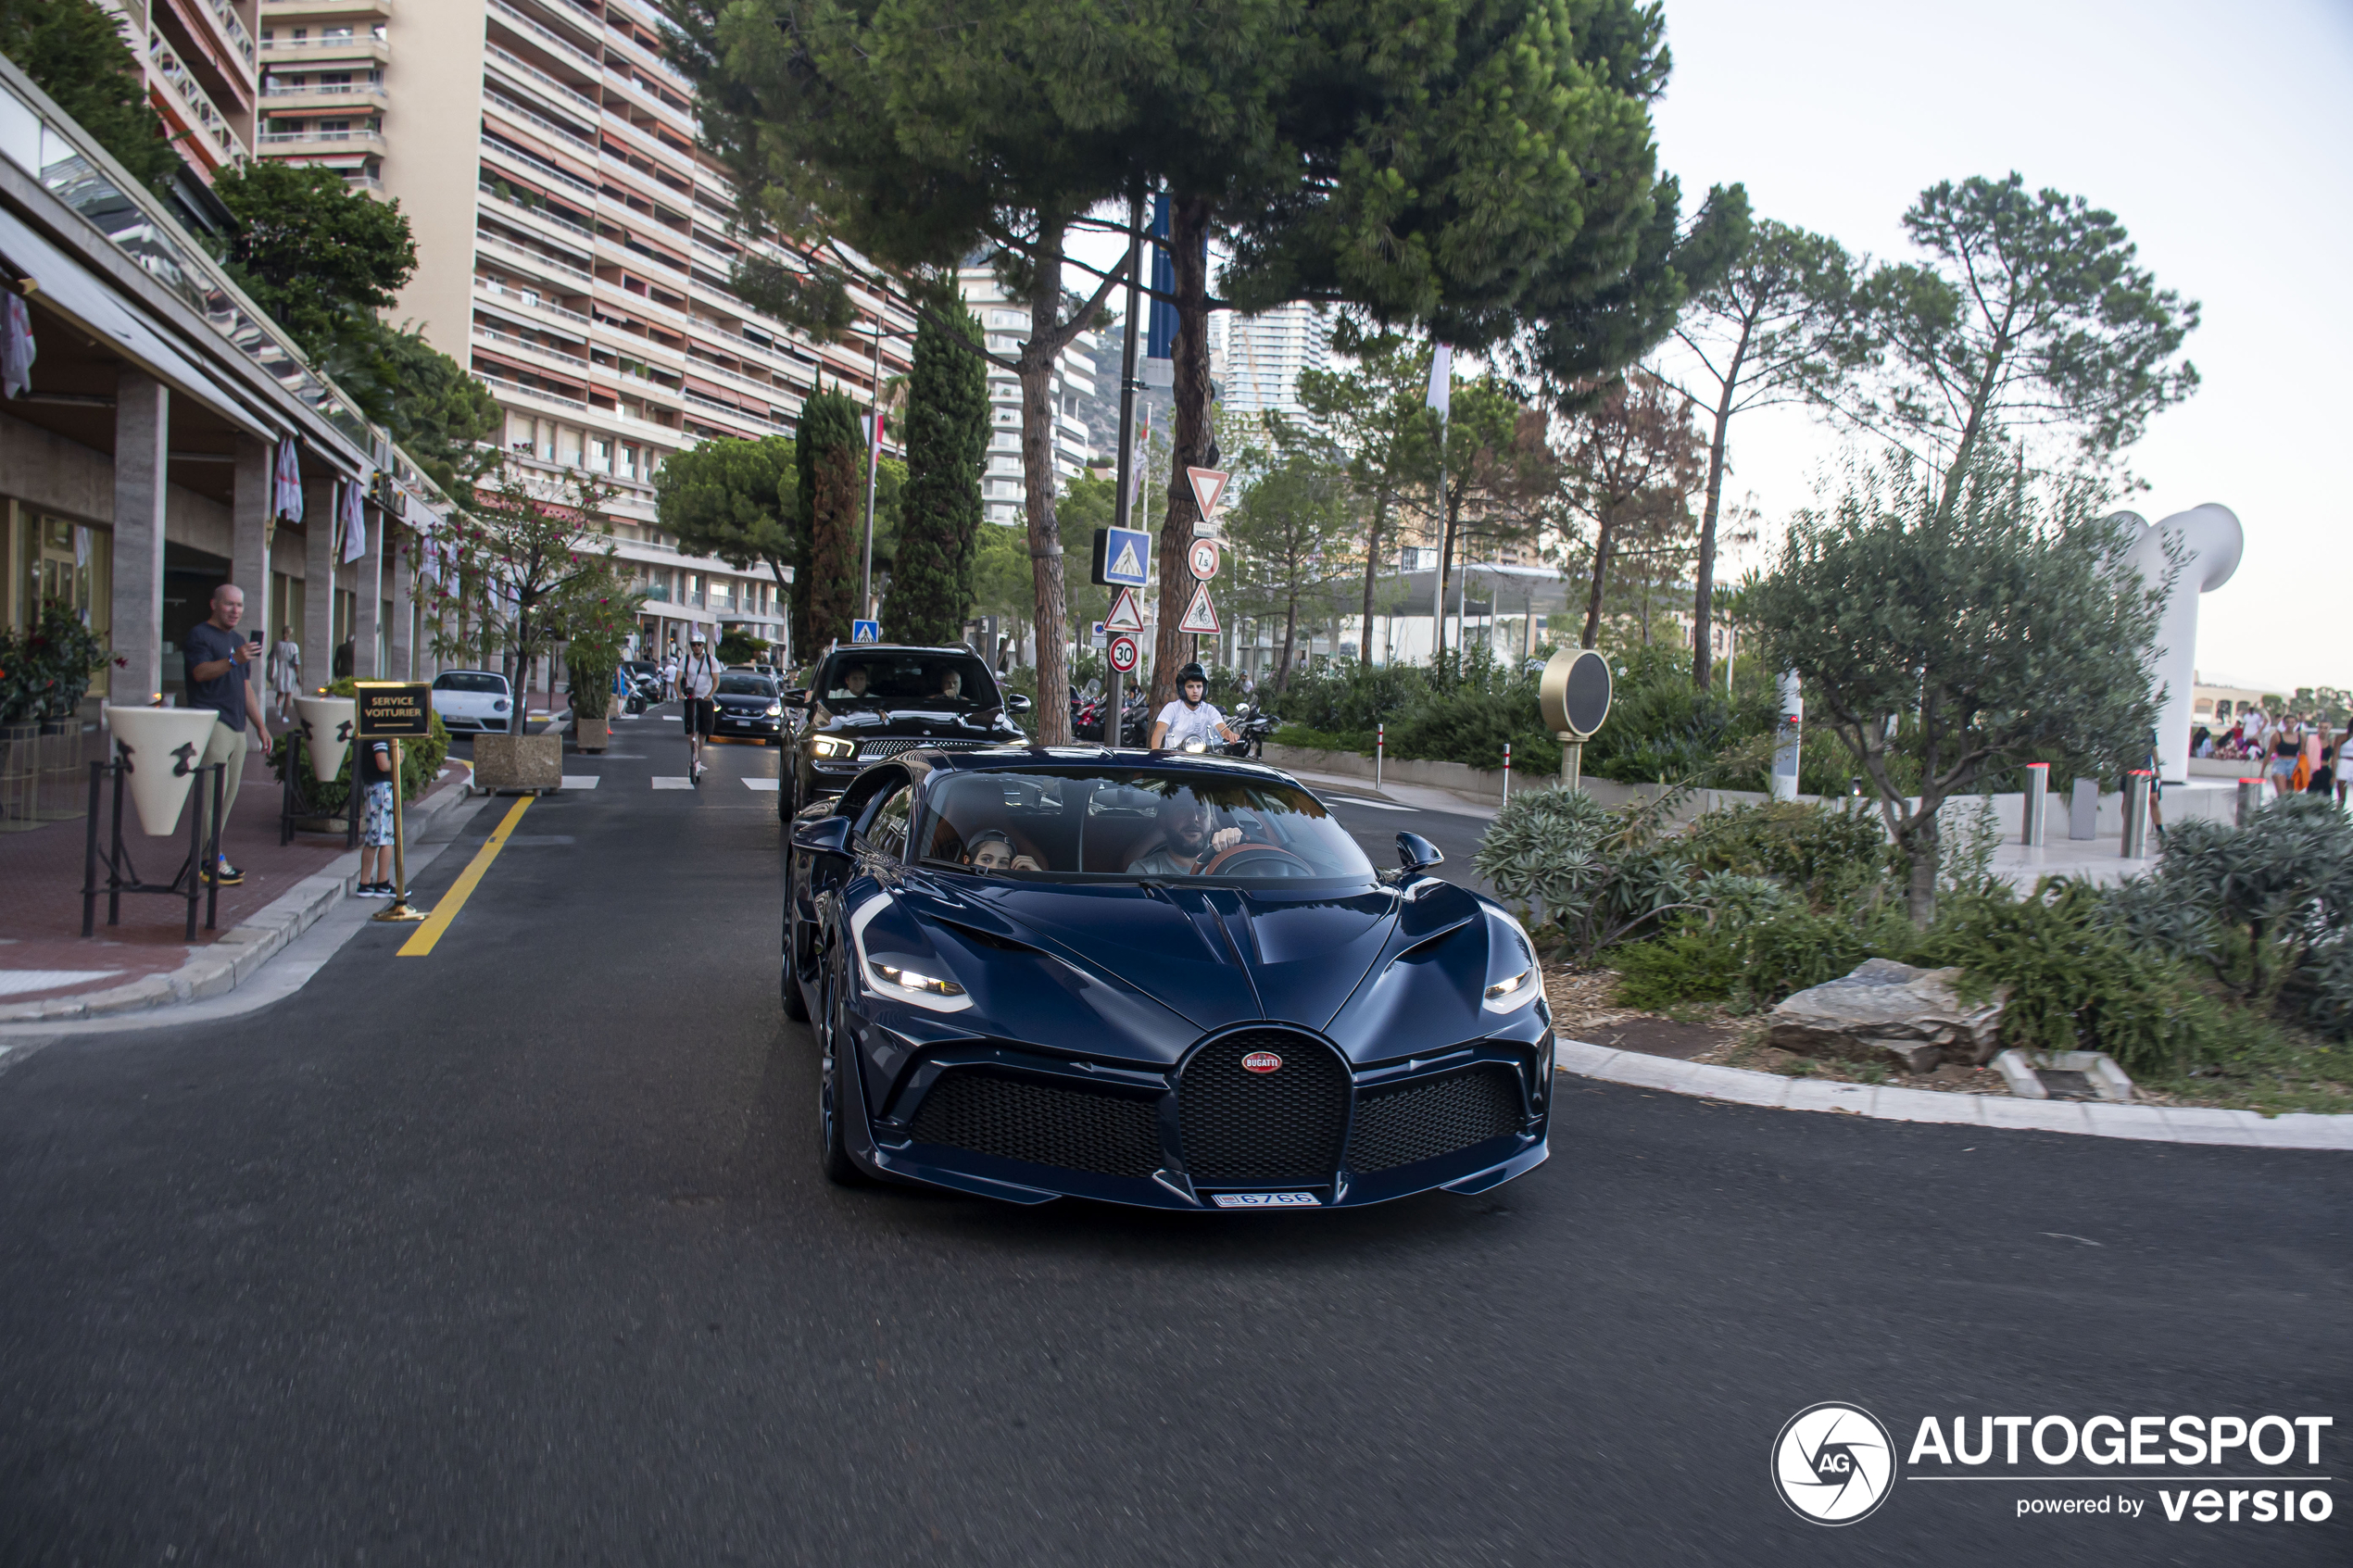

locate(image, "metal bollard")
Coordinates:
2236 776 2265 826
1375 721 1383 793
1502 740 1510 805
2022 761 2049 847
2120 770 2151 859
2069 776 2099 841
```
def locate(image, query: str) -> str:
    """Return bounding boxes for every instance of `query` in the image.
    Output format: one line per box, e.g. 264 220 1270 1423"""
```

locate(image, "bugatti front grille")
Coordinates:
1177 1030 1349 1184
907 1070 1163 1179
1346 1063 1526 1173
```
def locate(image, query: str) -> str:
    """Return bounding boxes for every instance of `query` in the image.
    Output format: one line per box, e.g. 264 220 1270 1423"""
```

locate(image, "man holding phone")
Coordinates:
182 583 271 884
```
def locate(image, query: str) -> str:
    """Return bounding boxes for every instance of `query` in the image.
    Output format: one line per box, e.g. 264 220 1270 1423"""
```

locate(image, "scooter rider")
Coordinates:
1150 662 1239 752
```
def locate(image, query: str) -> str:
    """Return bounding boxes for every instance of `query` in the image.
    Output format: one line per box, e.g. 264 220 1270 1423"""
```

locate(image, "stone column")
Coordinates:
303 477 336 689
109 369 169 705
232 434 271 643
354 483 382 679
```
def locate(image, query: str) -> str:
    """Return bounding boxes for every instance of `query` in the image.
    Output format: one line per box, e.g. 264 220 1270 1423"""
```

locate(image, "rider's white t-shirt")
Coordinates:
1156 699 1226 749
678 651 719 700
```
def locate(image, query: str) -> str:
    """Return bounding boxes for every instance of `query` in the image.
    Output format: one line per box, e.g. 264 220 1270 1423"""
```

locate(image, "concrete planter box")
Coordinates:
472 731 562 793
573 716 610 753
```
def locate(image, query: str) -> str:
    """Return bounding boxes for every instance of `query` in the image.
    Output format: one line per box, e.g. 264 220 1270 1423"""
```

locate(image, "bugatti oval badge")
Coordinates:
1241 1050 1283 1074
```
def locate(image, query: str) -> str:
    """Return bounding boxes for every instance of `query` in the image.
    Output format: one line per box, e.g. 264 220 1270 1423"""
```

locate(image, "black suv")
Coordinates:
781 645 1031 818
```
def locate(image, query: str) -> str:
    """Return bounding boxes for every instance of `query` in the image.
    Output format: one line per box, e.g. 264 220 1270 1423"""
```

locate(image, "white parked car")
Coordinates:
431 670 513 733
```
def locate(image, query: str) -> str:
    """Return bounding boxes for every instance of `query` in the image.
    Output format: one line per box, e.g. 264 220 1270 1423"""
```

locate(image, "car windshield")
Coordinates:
434 672 506 695
919 768 1376 884
817 652 999 710
715 674 774 696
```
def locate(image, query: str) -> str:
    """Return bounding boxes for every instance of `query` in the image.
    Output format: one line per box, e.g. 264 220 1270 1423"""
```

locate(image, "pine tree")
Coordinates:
884 296 989 646
795 391 865 653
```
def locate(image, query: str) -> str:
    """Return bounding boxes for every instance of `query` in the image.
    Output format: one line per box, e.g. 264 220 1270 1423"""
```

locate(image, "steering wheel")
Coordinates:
1198 841 1313 877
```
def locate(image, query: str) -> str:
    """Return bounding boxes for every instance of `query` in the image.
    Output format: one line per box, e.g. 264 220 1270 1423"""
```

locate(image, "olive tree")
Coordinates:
1749 447 2168 924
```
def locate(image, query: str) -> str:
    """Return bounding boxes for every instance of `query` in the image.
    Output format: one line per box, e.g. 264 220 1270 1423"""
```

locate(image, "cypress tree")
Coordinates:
884 296 989 646
795 390 864 652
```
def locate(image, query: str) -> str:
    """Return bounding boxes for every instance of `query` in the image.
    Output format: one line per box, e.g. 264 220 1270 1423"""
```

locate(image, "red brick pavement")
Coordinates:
0 728 468 1008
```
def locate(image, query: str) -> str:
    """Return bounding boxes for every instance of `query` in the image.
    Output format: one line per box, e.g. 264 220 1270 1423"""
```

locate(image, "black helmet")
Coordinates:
1177 662 1208 686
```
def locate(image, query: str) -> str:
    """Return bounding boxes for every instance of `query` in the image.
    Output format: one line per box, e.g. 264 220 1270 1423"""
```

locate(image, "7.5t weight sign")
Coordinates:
1187 538 1220 581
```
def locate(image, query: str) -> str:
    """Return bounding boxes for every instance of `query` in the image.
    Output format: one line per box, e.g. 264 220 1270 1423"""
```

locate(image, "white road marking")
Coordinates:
560 775 601 789
652 777 695 789
1326 796 1416 811
742 778 780 792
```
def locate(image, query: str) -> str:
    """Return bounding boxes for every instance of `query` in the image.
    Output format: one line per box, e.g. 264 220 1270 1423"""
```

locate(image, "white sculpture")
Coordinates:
2121 504 2243 784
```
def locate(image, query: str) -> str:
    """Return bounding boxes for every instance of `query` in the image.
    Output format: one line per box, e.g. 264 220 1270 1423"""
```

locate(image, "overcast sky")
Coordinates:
1648 0 2353 693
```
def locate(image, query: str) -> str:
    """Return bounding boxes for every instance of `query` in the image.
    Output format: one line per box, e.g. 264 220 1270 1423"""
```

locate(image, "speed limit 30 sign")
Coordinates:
1107 634 1139 675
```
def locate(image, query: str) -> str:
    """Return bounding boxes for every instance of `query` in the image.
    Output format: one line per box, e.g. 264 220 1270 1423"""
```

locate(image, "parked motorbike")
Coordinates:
1224 701 1277 759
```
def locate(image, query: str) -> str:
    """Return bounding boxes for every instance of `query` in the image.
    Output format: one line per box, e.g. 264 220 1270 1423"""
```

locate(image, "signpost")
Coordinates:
1107 634 1139 676
1187 537 1220 581
1090 621 1107 649
850 619 881 646
354 682 433 922
1185 467 1228 536
1538 648 1613 793
1091 526 1151 588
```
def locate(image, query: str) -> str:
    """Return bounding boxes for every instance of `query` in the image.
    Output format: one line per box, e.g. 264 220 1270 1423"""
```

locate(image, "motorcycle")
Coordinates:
1224 700 1277 759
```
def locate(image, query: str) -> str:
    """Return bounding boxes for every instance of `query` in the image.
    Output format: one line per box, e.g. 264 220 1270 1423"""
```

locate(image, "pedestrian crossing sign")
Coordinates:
851 620 880 645
1092 526 1151 588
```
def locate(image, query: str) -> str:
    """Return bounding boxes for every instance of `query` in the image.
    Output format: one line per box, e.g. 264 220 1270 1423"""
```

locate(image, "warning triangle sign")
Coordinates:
1177 581 1221 635
1103 585 1145 633
1109 537 1145 581
1186 467 1229 523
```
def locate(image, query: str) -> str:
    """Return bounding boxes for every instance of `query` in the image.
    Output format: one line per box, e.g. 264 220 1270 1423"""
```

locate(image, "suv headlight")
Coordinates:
1482 967 1535 1010
871 960 965 997
764 703 783 717
812 734 856 758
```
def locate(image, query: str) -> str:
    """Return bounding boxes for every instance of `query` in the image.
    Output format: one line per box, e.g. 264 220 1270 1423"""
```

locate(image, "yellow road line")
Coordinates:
397 795 534 957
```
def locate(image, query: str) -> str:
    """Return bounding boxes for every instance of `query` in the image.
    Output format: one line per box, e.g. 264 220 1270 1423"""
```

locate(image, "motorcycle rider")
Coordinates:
1149 662 1239 751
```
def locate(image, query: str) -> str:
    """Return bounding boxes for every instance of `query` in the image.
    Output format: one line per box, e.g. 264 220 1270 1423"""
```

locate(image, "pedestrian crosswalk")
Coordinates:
646 776 778 790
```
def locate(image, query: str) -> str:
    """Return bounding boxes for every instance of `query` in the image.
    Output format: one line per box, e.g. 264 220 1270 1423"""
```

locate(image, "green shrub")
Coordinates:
266 676 450 809
1614 900 1908 1013
1683 800 1889 909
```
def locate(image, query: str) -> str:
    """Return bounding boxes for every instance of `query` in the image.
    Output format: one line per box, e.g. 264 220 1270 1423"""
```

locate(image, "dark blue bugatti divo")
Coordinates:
783 747 1554 1210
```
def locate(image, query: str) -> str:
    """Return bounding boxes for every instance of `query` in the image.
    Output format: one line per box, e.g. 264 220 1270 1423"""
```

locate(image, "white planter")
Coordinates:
104 707 224 836
292 695 357 781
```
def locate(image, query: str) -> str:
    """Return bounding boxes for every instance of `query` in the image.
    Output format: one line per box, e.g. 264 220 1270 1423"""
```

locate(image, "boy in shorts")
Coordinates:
356 735 397 897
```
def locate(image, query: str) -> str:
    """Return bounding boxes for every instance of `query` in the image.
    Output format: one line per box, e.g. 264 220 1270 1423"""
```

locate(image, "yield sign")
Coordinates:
1103 584 1146 633
1186 467 1229 524
1177 581 1221 634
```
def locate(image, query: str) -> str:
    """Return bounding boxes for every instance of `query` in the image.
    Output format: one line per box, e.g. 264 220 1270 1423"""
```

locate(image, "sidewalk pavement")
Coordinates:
0 727 472 1016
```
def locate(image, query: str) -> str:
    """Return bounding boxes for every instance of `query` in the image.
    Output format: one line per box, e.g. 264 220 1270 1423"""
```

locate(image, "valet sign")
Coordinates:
1770 1403 2337 1530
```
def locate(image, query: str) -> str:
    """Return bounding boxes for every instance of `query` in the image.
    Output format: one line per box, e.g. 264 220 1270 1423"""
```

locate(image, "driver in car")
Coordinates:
833 662 871 700
936 668 963 701
1125 794 1242 876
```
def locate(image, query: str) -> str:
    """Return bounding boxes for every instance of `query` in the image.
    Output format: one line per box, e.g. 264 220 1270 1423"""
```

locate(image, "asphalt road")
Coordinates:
0 715 2344 1566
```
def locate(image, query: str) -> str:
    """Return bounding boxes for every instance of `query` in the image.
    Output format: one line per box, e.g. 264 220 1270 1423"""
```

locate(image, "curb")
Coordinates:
1554 1039 2353 1152
0 779 476 1025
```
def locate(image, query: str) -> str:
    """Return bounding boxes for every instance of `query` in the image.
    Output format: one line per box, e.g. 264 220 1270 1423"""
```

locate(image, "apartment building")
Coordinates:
253 0 914 660
91 0 260 179
959 268 1099 531
1211 300 1329 428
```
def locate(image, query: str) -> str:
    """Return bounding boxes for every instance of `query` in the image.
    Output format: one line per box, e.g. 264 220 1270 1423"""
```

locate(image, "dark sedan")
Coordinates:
780 645 1031 819
782 748 1553 1210
711 671 785 744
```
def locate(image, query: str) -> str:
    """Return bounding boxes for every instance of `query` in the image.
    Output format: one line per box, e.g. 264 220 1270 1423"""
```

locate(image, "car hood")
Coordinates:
883 873 1526 1067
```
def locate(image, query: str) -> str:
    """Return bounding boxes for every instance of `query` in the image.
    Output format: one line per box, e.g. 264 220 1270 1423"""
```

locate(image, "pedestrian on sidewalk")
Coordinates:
678 632 720 781
355 734 398 897
269 624 302 723
182 583 271 885
2271 725 2299 798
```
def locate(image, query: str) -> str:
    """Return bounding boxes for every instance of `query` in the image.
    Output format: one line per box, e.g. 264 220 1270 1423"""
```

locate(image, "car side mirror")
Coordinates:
780 688 810 709
1006 692 1033 714
1396 832 1444 875
792 815 852 857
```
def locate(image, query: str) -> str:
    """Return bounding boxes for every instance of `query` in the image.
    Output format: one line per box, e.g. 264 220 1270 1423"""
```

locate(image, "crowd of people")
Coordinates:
2193 709 2351 804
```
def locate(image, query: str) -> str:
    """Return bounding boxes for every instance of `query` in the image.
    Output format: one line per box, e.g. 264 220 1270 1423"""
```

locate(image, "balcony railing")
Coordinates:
474 322 590 365
475 275 592 324
484 89 598 157
259 127 386 147
478 229 594 282
684 388 786 431
260 33 385 55
208 0 258 65
481 133 599 198
484 41 602 119
479 182 598 240
488 0 601 71
263 81 386 100
476 369 592 411
148 35 248 162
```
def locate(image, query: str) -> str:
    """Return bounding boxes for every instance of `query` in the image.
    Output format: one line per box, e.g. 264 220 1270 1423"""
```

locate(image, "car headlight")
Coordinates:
764 703 783 717
1483 967 1535 1010
812 734 856 758
871 960 965 997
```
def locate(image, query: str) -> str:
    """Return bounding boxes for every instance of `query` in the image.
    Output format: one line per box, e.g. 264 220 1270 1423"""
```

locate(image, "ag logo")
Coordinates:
1771 1402 1894 1525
